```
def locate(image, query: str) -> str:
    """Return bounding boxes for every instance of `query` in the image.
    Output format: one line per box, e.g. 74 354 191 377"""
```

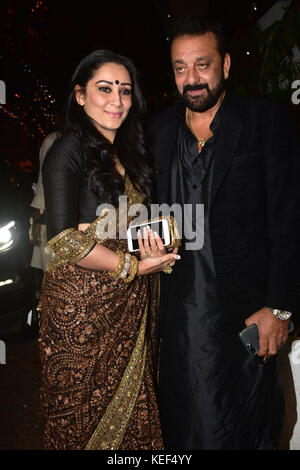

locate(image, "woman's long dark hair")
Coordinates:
65 49 153 206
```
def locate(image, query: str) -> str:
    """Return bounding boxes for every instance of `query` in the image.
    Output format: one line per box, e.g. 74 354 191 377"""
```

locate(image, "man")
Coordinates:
148 15 299 450
30 130 60 272
30 111 63 273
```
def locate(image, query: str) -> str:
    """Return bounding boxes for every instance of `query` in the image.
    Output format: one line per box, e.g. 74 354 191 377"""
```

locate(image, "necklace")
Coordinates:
186 109 213 150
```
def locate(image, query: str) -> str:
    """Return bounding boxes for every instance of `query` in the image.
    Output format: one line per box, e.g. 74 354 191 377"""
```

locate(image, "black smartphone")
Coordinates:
239 320 294 355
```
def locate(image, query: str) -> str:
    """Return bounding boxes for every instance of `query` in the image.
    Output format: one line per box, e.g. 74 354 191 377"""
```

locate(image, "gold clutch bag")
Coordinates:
165 215 181 249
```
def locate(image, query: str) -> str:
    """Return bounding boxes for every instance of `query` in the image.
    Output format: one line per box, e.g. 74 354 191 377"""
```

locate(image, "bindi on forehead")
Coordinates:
95 79 132 87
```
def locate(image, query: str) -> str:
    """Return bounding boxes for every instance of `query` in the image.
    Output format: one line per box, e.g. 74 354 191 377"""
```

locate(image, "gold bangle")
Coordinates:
119 253 132 279
123 255 138 283
108 250 125 278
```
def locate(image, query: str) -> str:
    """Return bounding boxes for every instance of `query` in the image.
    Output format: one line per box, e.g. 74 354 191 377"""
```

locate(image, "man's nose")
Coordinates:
185 67 200 85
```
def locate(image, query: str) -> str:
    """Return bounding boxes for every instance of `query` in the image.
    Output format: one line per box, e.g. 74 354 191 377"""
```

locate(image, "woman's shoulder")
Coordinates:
43 132 85 174
49 132 83 155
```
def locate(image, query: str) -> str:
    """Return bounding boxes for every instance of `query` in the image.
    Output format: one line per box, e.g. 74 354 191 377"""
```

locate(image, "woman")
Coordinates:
38 49 179 450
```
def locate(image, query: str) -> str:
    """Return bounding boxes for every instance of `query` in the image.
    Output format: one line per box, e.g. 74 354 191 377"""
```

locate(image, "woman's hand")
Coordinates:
137 226 180 275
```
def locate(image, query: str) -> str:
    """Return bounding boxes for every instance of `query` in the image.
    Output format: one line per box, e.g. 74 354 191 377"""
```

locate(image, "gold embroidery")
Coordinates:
46 174 144 271
85 300 148 450
47 228 96 271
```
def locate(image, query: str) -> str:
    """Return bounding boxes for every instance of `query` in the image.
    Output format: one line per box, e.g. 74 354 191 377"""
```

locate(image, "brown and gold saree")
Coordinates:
38 175 164 450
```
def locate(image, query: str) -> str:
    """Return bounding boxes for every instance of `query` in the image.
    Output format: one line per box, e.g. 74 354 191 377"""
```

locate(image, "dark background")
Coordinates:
1 0 299 172
0 1 299 451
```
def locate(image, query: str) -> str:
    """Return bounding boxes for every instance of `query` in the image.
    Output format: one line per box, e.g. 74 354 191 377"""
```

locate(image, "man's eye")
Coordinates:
198 64 208 69
175 67 185 73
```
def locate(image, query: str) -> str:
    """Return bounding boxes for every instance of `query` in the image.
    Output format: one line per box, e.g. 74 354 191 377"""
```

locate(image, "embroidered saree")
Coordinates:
38 175 164 450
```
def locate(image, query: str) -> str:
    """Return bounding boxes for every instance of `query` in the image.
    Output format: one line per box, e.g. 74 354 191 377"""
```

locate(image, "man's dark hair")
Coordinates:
170 15 227 59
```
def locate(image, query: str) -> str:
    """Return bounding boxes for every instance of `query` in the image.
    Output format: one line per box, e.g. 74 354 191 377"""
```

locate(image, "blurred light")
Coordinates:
0 279 14 287
0 221 16 252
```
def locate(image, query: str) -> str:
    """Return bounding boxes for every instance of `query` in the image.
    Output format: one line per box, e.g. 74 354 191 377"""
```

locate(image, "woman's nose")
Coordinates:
110 89 122 106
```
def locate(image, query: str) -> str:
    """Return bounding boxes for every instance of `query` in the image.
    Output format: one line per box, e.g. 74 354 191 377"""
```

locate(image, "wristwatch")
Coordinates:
269 308 292 321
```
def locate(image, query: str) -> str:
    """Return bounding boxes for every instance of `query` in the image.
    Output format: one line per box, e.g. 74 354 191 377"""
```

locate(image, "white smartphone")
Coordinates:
127 219 171 252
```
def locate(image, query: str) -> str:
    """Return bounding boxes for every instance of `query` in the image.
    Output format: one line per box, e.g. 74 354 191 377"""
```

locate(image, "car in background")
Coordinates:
0 164 37 338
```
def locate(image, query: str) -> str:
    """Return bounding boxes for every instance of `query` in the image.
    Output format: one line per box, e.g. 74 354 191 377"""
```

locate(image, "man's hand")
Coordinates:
245 307 290 357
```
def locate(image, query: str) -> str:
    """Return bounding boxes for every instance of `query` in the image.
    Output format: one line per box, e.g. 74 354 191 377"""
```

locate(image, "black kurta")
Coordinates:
158 102 285 450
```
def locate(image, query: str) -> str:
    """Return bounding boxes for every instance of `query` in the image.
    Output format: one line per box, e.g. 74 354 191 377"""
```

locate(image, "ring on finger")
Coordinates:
163 265 173 274
263 352 269 363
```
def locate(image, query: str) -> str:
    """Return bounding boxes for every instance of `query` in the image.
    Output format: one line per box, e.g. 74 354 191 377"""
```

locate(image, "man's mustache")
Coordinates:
183 83 209 95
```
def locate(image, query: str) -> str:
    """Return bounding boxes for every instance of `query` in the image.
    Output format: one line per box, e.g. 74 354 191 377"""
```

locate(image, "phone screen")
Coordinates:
129 220 167 251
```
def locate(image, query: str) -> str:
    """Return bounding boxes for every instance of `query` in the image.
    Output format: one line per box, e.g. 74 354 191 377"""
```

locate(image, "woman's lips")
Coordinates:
105 111 122 118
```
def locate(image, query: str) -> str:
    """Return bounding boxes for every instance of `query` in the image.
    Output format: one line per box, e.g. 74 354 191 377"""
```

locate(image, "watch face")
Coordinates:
279 312 292 320
273 309 292 320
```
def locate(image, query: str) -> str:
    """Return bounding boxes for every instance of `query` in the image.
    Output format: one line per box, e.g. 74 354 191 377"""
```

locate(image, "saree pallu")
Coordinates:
38 235 164 450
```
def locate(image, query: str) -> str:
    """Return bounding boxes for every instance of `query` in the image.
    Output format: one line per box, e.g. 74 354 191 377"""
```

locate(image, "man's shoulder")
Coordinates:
226 90 287 118
226 91 298 144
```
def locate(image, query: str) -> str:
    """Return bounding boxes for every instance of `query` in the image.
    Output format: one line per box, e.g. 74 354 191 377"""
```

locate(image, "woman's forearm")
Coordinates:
76 243 120 272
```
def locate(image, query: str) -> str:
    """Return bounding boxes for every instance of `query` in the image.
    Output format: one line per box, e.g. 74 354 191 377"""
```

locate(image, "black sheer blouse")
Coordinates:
42 133 99 240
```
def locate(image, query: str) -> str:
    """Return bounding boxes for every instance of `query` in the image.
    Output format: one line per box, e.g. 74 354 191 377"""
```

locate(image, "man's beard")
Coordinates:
182 71 225 112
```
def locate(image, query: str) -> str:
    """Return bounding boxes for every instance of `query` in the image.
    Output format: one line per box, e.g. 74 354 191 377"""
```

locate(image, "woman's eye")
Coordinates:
120 89 131 95
98 87 111 93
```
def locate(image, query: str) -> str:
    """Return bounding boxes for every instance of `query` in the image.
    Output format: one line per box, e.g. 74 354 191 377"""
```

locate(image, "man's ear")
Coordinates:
223 53 231 79
74 85 85 106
